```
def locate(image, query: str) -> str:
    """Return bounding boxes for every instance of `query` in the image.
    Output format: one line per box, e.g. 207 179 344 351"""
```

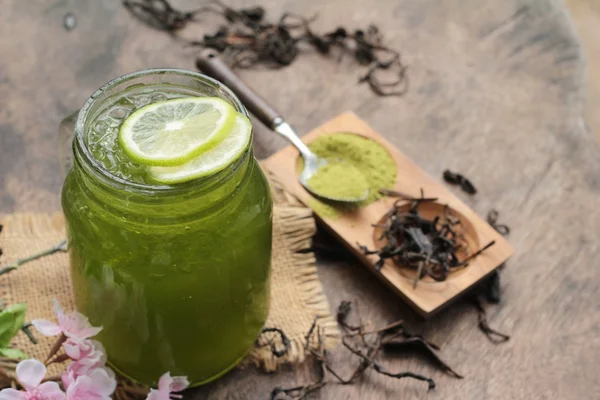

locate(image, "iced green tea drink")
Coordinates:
61 69 272 386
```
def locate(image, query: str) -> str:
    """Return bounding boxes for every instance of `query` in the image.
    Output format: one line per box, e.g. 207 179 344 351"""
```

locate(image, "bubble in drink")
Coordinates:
86 89 186 183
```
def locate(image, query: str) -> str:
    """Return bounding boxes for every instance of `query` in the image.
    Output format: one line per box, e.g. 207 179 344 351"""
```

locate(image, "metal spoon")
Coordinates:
197 50 368 203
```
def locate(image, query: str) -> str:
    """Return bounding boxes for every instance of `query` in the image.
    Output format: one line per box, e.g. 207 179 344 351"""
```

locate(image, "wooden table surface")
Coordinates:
2 0 599 399
565 0 600 141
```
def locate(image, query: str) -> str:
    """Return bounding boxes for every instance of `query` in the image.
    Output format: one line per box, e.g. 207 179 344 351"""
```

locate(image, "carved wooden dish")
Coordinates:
263 112 513 317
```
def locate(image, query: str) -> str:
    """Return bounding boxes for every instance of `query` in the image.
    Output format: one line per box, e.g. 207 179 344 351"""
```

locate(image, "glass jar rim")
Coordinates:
74 68 251 195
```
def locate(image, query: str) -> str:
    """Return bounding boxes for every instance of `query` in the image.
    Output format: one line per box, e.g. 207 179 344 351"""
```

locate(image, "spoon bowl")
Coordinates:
275 121 369 203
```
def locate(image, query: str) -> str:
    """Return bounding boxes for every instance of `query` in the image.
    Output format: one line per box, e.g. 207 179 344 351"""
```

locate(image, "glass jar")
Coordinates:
61 69 272 386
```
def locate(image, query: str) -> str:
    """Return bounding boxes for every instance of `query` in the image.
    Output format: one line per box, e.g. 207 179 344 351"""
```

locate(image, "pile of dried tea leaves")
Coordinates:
356 186 511 344
359 189 496 288
123 0 408 96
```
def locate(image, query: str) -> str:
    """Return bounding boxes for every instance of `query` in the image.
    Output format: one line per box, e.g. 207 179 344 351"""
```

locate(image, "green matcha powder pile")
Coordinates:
306 162 369 200
302 133 397 218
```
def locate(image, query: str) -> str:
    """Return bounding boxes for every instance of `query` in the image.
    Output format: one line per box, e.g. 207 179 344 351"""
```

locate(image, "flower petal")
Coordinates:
59 310 102 341
0 388 26 400
102 366 115 380
68 353 104 379
37 381 66 400
157 372 172 392
85 368 117 396
169 376 189 393
145 389 167 400
63 338 100 361
31 319 62 337
77 326 103 340
15 359 46 389
90 340 106 356
66 368 116 400
62 369 76 391
52 299 65 321
63 340 82 360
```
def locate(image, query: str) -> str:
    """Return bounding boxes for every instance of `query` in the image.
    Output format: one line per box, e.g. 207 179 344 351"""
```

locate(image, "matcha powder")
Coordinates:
303 133 397 217
306 162 370 200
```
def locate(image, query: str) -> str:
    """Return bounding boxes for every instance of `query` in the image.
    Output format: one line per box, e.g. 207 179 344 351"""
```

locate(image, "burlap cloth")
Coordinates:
0 172 339 383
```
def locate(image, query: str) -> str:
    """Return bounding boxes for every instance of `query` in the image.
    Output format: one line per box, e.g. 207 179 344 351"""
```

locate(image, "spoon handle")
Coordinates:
196 49 281 129
196 49 314 159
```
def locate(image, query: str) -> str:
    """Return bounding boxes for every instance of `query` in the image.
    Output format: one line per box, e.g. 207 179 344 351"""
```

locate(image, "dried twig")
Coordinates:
271 301 446 398
470 297 510 343
261 327 291 358
45 334 67 364
383 337 463 379
0 240 68 276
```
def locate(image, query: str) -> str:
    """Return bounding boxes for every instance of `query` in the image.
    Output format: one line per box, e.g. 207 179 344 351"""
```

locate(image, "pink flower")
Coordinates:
60 338 108 392
63 339 105 363
0 359 65 400
32 300 102 341
60 340 109 391
60 339 107 391
61 359 109 391
65 368 116 400
146 372 189 400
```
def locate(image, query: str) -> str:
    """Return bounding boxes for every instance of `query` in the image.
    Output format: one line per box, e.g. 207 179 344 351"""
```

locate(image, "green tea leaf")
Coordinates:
0 303 27 347
0 347 28 360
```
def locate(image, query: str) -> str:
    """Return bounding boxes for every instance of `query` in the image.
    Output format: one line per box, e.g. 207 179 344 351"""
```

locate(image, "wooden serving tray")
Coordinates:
263 112 513 317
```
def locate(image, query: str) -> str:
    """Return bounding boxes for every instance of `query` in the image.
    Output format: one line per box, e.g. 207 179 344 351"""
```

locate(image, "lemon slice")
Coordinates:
148 114 252 184
118 97 236 166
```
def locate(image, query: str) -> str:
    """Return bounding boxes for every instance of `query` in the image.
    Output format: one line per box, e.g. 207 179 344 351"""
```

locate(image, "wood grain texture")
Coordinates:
0 0 599 399
264 112 513 316
565 0 600 141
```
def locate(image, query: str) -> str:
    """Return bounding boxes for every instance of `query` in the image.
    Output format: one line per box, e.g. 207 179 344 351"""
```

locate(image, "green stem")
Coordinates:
0 240 68 276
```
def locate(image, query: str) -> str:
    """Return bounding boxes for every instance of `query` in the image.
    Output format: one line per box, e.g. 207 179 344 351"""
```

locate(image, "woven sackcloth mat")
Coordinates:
0 172 339 387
